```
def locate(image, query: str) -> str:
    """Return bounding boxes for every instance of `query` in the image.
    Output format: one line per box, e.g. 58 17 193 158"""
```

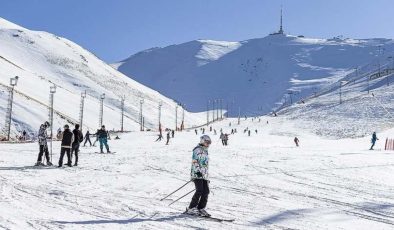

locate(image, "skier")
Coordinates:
186 135 211 217
294 137 300 147
155 133 163 142
22 130 27 141
214 129 217 135
35 121 53 166
172 130 175 138
223 134 229 146
97 125 110 153
219 133 225 146
57 127 62 139
195 129 198 135
166 132 170 145
370 132 379 150
255 129 258 134
58 124 73 167
248 130 251 136
83 130 92 147
71 124 83 166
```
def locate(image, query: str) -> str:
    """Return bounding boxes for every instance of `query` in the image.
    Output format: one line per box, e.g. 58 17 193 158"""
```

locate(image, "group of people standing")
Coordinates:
219 132 229 146
155 129 175 145
35 122 111 167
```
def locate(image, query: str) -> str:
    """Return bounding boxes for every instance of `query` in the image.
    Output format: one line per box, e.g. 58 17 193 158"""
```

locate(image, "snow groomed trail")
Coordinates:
1 117 394 229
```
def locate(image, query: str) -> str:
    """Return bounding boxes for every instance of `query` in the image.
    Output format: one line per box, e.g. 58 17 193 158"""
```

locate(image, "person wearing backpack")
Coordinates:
97 125 110 153
71 124 83 166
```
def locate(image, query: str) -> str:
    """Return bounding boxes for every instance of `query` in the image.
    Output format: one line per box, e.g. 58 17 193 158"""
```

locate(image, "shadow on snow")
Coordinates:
53 214 191 225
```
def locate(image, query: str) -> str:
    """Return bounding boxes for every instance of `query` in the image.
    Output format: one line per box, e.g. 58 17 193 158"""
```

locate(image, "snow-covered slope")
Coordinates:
0 18 206 139
278 58 394 139
114 34 394 116
3 117 394 229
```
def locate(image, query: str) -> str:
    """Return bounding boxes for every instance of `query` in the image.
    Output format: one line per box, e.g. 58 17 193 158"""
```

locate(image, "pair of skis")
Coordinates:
161 180 234 223
182 209 234 222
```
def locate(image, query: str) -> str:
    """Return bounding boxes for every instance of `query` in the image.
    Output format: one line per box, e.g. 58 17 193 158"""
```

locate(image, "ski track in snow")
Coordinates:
2 117 394 229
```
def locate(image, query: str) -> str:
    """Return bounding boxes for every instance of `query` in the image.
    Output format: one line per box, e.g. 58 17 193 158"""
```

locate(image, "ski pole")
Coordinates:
160 179 192 201
168 189 195 206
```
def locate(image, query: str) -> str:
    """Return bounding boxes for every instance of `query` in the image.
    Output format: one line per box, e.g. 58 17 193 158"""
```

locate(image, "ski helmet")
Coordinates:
44 121 50 127
200 135 212 145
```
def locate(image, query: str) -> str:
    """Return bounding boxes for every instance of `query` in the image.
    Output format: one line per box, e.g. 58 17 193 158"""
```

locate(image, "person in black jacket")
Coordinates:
58 124 74 167
71 124 83 166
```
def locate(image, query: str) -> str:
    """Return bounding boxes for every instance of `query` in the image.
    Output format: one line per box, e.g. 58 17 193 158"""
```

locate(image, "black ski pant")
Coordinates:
71 143 80 164
84 137 92 146
58 147 71 166
370 141 376 150
37 144 50 163
189 179 209 210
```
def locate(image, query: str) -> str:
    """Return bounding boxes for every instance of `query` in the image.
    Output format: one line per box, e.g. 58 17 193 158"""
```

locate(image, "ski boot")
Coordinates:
198 209 211 217
46 162 53 166
34 161 44 166
185 207 199 215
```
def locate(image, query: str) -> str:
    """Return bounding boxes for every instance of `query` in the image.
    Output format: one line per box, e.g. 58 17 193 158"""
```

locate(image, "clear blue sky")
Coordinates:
1 0 393 62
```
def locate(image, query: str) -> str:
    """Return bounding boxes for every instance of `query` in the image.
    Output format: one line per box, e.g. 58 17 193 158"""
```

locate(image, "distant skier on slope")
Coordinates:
220 132 225 146
97 125 110 153
186 135 211 217
58 124 73 167
71 124 83 166
155 133 163 142
223 134 229 146
83 130 92 147
370 132 379 150
166 132 170 145
294 137 300 147
35 121 53 166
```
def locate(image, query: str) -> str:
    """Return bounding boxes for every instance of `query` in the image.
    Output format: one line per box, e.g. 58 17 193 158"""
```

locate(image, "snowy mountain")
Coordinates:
114 34 394 117
0 18 207 139
278 57 394 138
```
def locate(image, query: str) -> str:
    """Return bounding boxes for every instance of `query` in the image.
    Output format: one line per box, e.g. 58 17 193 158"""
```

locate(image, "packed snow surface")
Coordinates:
2 117 394 229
